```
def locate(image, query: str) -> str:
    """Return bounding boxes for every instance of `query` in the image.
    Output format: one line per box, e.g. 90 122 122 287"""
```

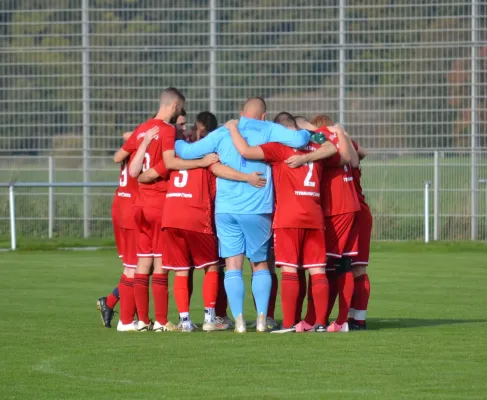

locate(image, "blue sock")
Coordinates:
224 270 245 318
112 286 120 299
252 269 272 316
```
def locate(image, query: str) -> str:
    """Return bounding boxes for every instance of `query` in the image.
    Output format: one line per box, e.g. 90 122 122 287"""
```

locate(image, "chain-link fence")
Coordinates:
0 1 487 242
1 151 487 244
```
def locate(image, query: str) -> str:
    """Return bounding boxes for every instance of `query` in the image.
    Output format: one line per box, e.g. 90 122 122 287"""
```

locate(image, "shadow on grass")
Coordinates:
366 317 487 330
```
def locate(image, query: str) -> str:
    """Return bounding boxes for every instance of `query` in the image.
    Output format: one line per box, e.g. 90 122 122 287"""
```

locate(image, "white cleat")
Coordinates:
256 313 268 332
326 321 350 333
202 320 230 332
153 321 179 332
117 320 137 332
270 326 296 334
137 320 153 332
216 316 234 329
180 322 196 332
234 314 247 333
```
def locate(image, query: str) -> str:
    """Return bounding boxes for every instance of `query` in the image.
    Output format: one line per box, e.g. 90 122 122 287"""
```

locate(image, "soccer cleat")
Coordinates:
295 320 314 333
270 325 296 334
180 322 197 333
137 320 153 332
96 297 114 328
326 321 350 333
216 316 234 329
266 317 279 331
153 321 178 332
311 324 327 333
202 320 230 332
349 320 367 331
117 320 137 332
234 314 247 333
256 312 268 332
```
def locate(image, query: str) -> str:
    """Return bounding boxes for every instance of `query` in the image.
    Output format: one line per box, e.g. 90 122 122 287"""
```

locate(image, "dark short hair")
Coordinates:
180 108 187 117
273 111 298 129
160 87 186 104
196 111 218 133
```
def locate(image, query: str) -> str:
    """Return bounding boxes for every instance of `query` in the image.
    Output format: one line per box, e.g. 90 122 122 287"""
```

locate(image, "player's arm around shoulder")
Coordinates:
268 122 311 148
210 162 266 188
113 131 136 163
225 119 265 160
284 141 337 169
138 160 170 183
173 127 223 161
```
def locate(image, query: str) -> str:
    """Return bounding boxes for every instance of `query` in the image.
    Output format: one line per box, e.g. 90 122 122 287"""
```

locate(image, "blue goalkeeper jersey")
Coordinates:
174 117 310 215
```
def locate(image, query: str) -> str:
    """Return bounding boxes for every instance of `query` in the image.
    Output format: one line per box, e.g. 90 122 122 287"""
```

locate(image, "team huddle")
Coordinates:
97 87 372 333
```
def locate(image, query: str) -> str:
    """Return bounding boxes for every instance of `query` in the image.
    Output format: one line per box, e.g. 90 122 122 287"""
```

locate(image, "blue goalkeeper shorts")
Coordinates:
215 213 272 263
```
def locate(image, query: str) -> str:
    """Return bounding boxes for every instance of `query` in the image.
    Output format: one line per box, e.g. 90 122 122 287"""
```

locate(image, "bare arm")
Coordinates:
163 149 219 171
113 148 130 163
128 127 159 178
338 127 359 168
138 168 160 184
284 141 338 168
210 162 266 188
357 145 367 160
226 120 265 160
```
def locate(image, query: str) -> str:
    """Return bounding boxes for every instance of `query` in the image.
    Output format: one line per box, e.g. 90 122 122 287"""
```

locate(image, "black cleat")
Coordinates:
311 324 327 333
349 320 367 331
97 297 114 328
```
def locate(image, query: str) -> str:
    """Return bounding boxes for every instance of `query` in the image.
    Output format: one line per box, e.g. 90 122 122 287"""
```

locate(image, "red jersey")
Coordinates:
318 126 360 217
260 142 324 229
161 168 216 235
113 133 138 229
130 119 175 209
351 141 368 207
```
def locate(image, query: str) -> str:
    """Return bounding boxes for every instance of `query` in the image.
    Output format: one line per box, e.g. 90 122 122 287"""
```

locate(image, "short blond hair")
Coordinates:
311 114 334 129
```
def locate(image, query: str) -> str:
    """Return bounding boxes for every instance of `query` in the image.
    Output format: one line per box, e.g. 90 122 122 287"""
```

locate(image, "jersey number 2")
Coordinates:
174 170 188 188
304 162 316 187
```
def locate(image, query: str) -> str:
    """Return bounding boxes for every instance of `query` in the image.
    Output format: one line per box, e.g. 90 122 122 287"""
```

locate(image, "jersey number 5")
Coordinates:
174 170 188 188
304 162 316 187
119 162 128 187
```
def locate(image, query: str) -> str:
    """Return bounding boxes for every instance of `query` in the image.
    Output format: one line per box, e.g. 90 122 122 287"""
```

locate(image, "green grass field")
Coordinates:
1 244 486 399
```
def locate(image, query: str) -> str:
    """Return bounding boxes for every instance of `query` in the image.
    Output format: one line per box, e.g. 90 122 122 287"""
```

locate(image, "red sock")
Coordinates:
215 270 228 317
134 273 150 324
337 271 354 325
326 269 339 322
352 274 370 323
119 274 136 325
106 286 119 309
267 272 278 319
304 275 316 325
152 274 169 325
310 273 329 326
203 271 219 308
173 275 189 314
281 272 299 329
295 269 307 323
188 268 194 306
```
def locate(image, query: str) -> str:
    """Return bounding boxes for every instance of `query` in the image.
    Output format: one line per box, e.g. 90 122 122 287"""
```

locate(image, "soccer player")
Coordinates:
286 116 359 332
348 140 372 330
174 97 311 333
226 112 338 332
123 88 218 332
97 129 149 330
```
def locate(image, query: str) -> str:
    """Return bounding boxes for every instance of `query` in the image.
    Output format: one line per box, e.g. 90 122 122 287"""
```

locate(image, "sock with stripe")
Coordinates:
134 274 150 324
215 269 228 318
351 274 370 324
295 269 307 324
152 274 169 325
252 269 272 316
224 270 245 318
119 274 135 325
203 271 219 323
106 285 119 309
310 273 329 326
281 271 299 329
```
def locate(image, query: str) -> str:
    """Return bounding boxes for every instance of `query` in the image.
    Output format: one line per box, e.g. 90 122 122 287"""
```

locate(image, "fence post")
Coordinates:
48 156 54 238
433 151 439 240
9 184 16 251
480 179 487 242
424 181 431 244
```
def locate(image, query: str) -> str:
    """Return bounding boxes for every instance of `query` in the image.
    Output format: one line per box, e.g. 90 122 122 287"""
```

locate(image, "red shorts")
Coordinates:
133 206 163 258
274 228 326 269
352 205 373 267
325 212 359 259
122 228 138 268
161 228 219 271
111 199 124 260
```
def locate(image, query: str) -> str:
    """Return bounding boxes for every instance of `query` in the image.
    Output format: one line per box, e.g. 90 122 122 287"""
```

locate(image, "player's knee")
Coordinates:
124 267 135 278
281 265 296 273
136 257 153 274
352 266 367 277
225 254 245 271
251 261 268 272
308 267 326 275
206 264 219 273
175 270 189 277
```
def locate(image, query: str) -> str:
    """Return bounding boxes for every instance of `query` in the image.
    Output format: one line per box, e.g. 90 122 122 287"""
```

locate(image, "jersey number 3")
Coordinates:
174 170 188 188
304 162 316 187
